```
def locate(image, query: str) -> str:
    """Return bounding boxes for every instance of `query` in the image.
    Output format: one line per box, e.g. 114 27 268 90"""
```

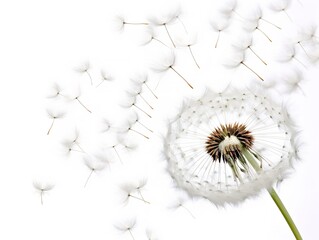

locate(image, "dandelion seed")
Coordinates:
269 0 292 21
177 34 200 69
148 9 180 48
121 94 152 118
135 178 148 203
232 34 267 65
127 81 154 110
72 94 92 113
119 119 150 140
96 69 113 87
141 27 170 48
111 144 123 164
120 183 150 204
47 83 68 99
247 5 281 30
131 73 158 99
169 193 196 219
210 16 230 48
223 50 264 81
244 20 272 42
83 156 106 187
119 135 139 152
46 109 65 135
33 181 54 205
75 62 94 86
276 44 307 69
100 118 112 133
114 217 137 240
152 52 193 89
216 0 240 18
280 69 305 95
113 15 149 32
61 130 86 155
146 228 159 240
129 111 153 134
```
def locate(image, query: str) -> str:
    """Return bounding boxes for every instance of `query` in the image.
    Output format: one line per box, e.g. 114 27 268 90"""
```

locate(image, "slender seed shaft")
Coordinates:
188 45 200 69
248 46 267 65
133 104 152 118
76 98 92 113
47 118 55 135
256 27 272 42
240 62 264 81
163 23 176 48
169 66 194 89
215 31 221 48
84 170 94 187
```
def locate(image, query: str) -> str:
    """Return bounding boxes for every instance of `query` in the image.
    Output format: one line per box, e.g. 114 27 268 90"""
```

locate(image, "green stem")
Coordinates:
268 187 303 240
242 149 303 240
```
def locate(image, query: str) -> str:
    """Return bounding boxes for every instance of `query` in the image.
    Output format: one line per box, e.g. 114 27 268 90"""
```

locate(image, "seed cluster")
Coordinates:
205 123 254 162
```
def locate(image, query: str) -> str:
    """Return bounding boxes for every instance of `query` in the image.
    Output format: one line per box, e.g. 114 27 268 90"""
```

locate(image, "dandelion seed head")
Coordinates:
163 88 298 206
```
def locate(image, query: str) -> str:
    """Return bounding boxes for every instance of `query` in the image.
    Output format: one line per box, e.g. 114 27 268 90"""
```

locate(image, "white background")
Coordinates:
0 0 319 239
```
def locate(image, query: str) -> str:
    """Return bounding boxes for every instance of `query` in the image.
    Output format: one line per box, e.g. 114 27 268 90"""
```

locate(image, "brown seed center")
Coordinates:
205 123 254 162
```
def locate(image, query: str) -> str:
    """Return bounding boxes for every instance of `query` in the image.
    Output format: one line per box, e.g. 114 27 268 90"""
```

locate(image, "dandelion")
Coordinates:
127 81 154 110
244 19 272 42
152 51 193 89
119 182 150 205
129 110 153 134
246 5 281 30
47 83 67 99
131 73 158 99
276 44 307 69
141 27 170 48
96 69 113 88
75 61 94 86
210 16 230 48
232 34 267 65
61 130 86 155
114 217 137 240
146 228 159 240
113 15 149 32
46 108 65 135
168 191 196 219
33 181 54 205
118 119 150 140
120 94 152 118
83 156 106 187
163 88 302 239
148 8 181 48
176 34 200 69
269 0 292 21
70 91 92 113
280 69 304 95
223 50 264 81
216 0 240 18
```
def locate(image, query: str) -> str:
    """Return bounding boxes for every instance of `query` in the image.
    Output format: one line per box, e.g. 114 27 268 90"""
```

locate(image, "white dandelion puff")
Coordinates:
176 34 200 69
163 88 298 206
232 34 267 65
83 155 107 187
46 108 65 135
114 217 137 240
222 49 264 81
75 61 94 86
33 181 55 205
210 15 231 48
152 51 194 89
268 0 292 21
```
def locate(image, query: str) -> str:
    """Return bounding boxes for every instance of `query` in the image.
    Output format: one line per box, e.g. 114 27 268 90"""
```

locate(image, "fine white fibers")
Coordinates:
163 88 297 206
